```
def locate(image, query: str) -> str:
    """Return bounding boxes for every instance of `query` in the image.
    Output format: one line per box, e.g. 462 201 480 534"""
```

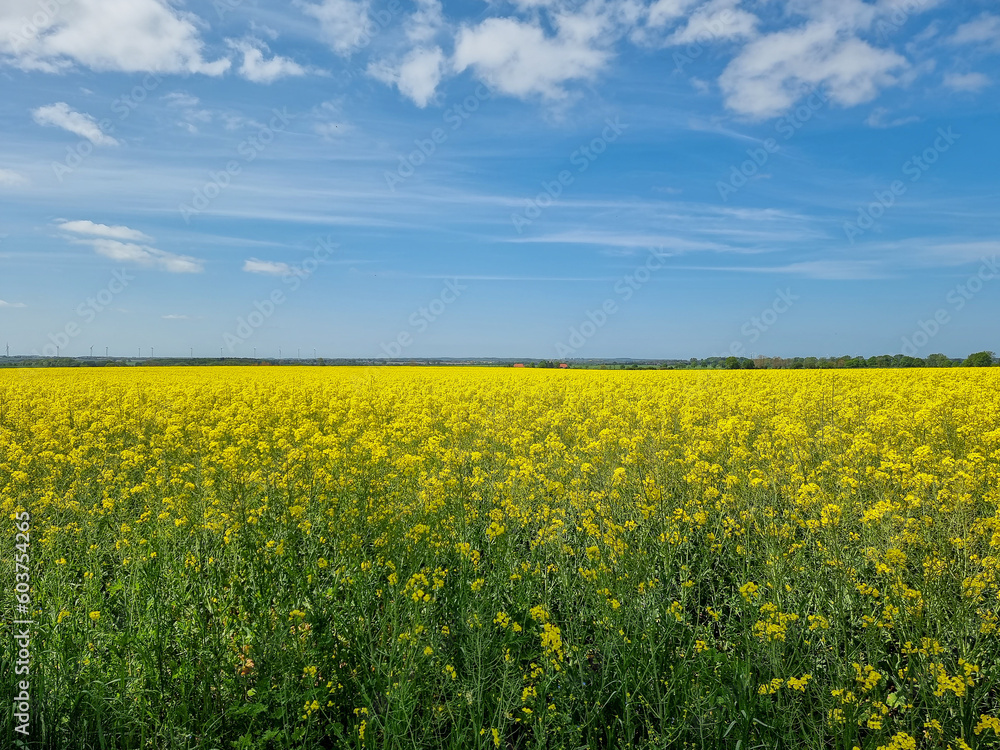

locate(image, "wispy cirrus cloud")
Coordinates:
243 258 292 275
674 260 888 280
0 168 27 186
942 72 991 92
85 239 204 273
58 220 203 273
508 230 728 253
32 102 118 145
56 220 152 242
947 13 1000 50
865 107 920 128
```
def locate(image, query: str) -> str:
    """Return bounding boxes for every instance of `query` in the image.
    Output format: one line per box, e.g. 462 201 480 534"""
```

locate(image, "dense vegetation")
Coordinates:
2 367 999 749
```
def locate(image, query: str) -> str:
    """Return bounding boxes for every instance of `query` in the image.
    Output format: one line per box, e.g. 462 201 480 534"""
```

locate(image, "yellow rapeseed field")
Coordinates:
2 367 999 749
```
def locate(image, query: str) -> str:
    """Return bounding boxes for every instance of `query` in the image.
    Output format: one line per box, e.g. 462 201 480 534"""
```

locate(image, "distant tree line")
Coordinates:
711 351 996 370
527 351 998 371
3 352 997 370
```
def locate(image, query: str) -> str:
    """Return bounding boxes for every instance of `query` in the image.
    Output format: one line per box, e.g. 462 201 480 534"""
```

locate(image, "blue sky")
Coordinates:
1 0 998 359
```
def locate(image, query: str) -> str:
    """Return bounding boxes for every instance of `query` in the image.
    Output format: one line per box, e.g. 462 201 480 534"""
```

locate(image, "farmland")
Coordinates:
2 367 999 749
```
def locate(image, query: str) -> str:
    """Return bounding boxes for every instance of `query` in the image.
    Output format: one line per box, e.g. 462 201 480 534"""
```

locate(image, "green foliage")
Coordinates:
963 351 995 367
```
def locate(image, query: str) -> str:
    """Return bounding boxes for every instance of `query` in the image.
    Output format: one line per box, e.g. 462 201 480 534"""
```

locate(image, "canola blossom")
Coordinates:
1 367 999 749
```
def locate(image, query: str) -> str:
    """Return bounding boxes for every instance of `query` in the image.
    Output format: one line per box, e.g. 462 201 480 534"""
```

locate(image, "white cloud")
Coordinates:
222 113 263 131
453 16 610 100
243 258 292 275
948 13 1000 48
0 168 27 186
408 0 444 44
706 0 948 119
943 72 991 92
230 37 309 84
0 0 230 75
865 107 919 128
32 102 118 145
163 92 201 109
0 299 27 308
57 220 151 241
369 46 445 107
300 0 372 56
719 20 909 119
665 0 758 45
84 238 203 273
162 314 190 319
161 92 213 132
58 220 202 272
366 0 447 106
647 0 700 29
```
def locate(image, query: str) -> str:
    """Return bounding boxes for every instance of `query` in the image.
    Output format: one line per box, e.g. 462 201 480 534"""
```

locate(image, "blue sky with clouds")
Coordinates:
1 0 998 359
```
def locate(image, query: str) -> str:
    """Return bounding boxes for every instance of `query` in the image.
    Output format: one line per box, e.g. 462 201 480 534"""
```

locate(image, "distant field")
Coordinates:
2 367 999 749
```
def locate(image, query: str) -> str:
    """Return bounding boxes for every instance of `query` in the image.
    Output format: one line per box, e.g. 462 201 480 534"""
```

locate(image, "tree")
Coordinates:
963 351 995 367
926 353 951 367
725 356 741 370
